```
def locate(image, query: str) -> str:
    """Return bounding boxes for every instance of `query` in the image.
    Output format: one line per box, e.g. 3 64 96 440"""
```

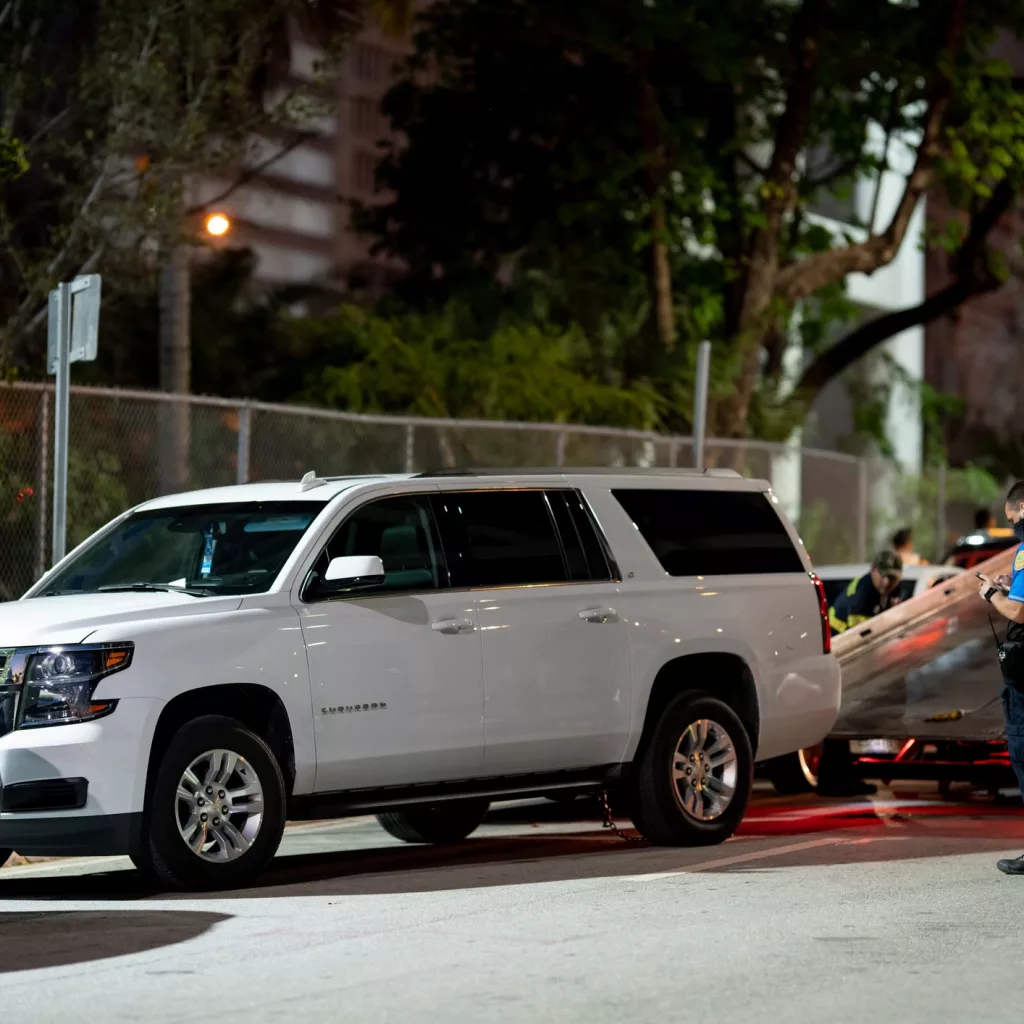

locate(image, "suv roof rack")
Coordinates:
415 467 742 479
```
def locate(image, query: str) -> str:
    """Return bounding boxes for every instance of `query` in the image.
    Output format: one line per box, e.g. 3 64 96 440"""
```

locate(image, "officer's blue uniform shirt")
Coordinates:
1010 544 1024 604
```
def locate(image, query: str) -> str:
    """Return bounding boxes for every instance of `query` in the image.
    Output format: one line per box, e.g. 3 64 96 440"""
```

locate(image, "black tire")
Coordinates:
377 799 490 844
764 744 822 795
630 692 753 846
138 715 286 891
0 849 12 867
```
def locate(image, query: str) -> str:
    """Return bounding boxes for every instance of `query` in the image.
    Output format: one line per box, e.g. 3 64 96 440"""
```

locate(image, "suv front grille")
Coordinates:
0 650 17 739
0 687 16 740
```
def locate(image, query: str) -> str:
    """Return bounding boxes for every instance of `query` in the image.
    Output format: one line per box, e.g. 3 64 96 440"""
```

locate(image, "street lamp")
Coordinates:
205 212 231 237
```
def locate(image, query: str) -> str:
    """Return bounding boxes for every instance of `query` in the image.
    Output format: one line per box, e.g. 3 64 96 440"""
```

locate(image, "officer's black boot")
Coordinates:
997 854 1024 875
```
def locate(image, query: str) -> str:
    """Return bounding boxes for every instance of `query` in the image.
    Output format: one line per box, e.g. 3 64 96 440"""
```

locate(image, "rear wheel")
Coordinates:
764 744 823 795
377 799 490 844
138 715 286 891
630 692 753 846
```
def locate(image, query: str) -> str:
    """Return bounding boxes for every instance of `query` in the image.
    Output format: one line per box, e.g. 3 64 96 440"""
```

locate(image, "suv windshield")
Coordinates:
36 501 325 598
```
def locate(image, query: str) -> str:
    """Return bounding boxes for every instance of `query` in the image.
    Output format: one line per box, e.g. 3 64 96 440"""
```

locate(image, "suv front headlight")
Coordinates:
17 643 134 728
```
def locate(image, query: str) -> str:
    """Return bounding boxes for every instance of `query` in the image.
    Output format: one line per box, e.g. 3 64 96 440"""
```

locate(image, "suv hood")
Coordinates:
0 591 243 646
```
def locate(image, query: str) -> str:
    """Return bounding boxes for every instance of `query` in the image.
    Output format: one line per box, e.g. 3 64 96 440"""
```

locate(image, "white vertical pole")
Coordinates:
857 457 870 563
404 423 416 473
236 404 252 485
51 282 71 566
693 341 711 472
35 389 50 580
935 462 947 562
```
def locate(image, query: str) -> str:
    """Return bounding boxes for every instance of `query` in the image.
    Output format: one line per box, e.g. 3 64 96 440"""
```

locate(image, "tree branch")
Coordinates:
775 0 967 303
183 129 315 216
796 176 1015 400
21 245 107 337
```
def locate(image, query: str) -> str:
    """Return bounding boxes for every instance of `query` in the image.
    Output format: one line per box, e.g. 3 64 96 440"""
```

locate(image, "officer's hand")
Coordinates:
996 573 1013 589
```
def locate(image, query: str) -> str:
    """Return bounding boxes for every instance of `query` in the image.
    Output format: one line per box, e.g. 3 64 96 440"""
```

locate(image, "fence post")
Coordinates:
236 404 252 485
935 462 947 563
692 341 711 471
35 389 50 579
404 424 415 473
857 456 869 562
668 438 679 468
555 431 566 468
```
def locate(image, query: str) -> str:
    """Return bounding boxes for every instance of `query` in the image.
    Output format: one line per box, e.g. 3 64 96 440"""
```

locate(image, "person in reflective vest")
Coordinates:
829 551 904 636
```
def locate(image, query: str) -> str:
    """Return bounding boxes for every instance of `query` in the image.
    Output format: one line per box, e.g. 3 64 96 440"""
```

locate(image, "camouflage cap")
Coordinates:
872 550 904 578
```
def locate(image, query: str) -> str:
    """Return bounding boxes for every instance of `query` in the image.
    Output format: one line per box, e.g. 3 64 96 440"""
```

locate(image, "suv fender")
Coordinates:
628 652 760 767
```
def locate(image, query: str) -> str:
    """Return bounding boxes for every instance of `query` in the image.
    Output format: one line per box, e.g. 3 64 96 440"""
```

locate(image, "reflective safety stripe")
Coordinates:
828 607 847 633
847 614 869 627
846 576 860 597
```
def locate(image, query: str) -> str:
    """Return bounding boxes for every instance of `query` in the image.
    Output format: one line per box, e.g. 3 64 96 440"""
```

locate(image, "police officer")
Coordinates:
977 480 1024 875
829 550 904 636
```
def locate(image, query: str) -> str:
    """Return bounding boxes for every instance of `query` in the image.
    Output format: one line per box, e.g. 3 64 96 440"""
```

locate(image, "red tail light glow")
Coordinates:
811 573 831 654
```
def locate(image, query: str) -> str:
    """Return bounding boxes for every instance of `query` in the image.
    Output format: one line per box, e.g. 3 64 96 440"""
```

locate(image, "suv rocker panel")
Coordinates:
289 765 625 820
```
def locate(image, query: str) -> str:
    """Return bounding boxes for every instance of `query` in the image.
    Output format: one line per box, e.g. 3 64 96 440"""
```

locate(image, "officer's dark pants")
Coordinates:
1002 684 1024 797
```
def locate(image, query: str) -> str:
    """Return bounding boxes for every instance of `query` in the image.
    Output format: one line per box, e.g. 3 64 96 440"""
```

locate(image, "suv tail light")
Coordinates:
811 573 831 654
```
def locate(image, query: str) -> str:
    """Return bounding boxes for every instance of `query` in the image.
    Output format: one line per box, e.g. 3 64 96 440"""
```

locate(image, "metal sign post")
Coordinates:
692 340 711 472
47 274 101 566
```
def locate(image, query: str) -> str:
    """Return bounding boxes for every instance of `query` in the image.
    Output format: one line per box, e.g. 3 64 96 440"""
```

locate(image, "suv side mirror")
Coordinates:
306 555 386 599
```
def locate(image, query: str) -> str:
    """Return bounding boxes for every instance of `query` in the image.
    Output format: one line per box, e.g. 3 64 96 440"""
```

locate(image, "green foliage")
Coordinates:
0 129 27 183
66 446 128 549
293 304 660 428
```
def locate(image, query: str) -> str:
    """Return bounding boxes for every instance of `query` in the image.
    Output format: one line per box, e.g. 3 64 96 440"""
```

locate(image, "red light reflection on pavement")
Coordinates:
738 795 1024 837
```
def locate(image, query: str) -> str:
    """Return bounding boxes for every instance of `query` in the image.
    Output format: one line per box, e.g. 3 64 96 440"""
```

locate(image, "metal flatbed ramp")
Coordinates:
830 548 1015 742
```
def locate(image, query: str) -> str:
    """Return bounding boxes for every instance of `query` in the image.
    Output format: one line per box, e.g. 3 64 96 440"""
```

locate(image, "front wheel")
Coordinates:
630 692 753 846
377 799 490 845
138 715 286 891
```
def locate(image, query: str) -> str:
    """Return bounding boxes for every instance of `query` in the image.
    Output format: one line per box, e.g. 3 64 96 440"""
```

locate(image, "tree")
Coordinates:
360 0 1024 440
1 0 414 491
291 303 658 428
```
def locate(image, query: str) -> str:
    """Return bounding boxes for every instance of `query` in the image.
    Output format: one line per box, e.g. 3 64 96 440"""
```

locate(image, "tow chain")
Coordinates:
600 790 647 844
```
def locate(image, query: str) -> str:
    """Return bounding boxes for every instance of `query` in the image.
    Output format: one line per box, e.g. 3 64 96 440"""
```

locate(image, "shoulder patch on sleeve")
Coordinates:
1015 549 1024 572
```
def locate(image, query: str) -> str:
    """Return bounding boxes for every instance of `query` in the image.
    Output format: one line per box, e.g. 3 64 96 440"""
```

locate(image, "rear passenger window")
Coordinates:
547 490 614 581
434 491 567 587
612 489 803 576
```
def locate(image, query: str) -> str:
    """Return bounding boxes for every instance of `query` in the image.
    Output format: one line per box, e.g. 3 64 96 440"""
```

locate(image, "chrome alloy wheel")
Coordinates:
671 719 738 822
175 749 265 862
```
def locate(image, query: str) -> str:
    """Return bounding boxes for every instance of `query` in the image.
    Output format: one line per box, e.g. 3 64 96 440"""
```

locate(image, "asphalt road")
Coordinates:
3 784 1024 1024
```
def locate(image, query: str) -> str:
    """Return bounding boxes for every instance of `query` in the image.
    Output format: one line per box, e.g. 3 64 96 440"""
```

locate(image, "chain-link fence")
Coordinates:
0 381 881 599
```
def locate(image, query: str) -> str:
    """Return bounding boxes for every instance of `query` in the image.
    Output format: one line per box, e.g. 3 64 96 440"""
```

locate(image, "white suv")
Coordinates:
0 469 839 889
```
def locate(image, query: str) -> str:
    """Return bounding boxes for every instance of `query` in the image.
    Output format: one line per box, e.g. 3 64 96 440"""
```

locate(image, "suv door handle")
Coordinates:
431 617 475 635
579 607 618 624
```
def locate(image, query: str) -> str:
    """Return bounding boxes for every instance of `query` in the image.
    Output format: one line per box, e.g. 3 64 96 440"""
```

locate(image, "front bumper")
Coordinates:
0 696 163 857
0 811 141 856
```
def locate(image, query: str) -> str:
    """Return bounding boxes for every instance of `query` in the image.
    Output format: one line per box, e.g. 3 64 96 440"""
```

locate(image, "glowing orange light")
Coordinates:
205 213 231 237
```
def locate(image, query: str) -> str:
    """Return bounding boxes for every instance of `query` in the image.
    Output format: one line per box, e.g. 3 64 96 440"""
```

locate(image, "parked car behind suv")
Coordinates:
0 469 839 889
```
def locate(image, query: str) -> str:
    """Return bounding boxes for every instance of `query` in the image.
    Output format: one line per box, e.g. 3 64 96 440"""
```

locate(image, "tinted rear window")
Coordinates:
612 489 803 576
